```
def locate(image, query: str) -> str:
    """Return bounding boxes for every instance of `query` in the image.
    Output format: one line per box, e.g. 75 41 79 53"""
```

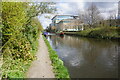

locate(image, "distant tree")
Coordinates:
108 10 117 27
77 11 84 22
84 3 103 28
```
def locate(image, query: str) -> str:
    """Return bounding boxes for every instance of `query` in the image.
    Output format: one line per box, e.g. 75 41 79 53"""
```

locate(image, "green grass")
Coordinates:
2 57 32 78
43 36 70 79
71 27 120 39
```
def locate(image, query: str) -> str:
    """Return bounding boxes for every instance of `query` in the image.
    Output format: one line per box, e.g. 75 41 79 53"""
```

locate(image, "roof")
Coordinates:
51 15 78 20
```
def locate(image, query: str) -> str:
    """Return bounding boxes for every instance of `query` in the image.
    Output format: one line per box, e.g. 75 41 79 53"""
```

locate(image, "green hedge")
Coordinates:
78 27 120 39
2 29 39 78
2 2 54 79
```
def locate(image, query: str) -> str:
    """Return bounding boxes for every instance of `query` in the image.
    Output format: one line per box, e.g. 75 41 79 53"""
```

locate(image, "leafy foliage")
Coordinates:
2 2 55 78
77 27 120 39
2 2 27 27
2 2 27 45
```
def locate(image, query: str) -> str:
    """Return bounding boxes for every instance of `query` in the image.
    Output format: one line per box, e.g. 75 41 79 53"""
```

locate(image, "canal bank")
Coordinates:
64 27 120 39
43 35 70 78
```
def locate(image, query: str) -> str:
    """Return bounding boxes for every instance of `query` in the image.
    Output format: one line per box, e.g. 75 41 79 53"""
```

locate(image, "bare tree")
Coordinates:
108 10 118 27
84 3 102 28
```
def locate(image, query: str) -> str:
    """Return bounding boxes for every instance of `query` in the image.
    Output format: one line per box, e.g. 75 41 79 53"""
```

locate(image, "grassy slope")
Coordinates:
64 27 120 39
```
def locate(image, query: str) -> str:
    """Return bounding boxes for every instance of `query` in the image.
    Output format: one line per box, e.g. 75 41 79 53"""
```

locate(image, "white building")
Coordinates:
50 15 84 31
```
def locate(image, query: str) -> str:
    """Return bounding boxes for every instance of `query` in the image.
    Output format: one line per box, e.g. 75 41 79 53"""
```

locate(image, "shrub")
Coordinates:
78 27 120 39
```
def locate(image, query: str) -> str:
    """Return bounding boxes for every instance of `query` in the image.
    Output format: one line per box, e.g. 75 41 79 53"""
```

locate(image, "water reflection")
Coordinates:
48 35 119 78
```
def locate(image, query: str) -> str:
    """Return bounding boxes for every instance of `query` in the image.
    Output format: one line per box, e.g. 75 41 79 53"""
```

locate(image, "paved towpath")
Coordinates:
26 34 55 78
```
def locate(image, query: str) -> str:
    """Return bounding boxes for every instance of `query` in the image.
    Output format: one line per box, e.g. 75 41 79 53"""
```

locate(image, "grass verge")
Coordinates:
65 27 120 39
43 35 70 78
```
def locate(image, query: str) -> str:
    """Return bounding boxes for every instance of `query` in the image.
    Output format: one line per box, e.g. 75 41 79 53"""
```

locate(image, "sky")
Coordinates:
38 0 119 29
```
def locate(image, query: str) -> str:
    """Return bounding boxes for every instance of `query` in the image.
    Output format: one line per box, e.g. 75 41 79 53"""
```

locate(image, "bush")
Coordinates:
78 27 120 39
2 2 42 78
1 1 56 79
2 29 39 78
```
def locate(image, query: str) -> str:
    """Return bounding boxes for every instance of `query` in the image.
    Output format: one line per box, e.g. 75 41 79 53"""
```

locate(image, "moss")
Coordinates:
43 36 70 79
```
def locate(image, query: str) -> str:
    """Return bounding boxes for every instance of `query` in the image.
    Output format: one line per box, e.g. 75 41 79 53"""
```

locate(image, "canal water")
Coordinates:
47 35 119 78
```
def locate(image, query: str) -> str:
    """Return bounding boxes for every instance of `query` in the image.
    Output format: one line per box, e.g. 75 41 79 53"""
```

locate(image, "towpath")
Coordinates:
26 34 55 78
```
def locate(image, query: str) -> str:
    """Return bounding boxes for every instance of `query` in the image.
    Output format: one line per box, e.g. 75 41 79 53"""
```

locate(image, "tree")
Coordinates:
108 10 117 27
84 3 102 28
2 2 27 44
1 2 56 78
25 2 56 26
2 2 56 44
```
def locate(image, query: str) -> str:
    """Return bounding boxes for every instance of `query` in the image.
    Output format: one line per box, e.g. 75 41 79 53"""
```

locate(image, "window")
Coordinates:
63 21 71 23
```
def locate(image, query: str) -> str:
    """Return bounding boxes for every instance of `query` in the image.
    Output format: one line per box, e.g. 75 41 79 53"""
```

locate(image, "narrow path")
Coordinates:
26 34 55 78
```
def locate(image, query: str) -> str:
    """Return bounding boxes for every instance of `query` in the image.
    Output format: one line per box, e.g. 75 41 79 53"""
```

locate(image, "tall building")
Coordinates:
57 19 84 31
51 15 79 27
50 15 84 31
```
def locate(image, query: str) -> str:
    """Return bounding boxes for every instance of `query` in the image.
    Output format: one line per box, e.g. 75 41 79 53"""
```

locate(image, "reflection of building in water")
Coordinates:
49 35 118 65
50 35 84 48
48 35 118 78
50 35 59 49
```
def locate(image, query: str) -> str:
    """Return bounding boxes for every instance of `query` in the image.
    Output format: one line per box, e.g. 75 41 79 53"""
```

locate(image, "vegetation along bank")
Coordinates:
43 36 70 78
1 2 42 78
64 27 120 39
1 2 55 79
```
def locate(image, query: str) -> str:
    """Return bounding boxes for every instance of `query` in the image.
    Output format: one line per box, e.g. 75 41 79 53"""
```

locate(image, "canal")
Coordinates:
47 35 119 78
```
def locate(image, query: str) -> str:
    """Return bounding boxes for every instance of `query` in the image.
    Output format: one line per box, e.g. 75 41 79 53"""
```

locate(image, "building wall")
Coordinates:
52 15 76 27
51 15 84 31
57 19 84 31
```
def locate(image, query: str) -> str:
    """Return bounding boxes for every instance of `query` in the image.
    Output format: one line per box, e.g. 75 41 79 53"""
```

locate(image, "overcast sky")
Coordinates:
38 0 119 29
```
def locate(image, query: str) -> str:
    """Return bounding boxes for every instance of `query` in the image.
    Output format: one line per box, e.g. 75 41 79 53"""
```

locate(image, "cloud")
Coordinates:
56 3 73 14
56 2 85 15
38 2 119 29
58 0 119 2
38 2 85 29
98 2 118 19
38 14 55 29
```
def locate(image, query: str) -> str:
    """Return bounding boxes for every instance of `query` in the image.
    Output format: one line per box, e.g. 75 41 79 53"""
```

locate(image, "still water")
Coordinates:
47 35 119 78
